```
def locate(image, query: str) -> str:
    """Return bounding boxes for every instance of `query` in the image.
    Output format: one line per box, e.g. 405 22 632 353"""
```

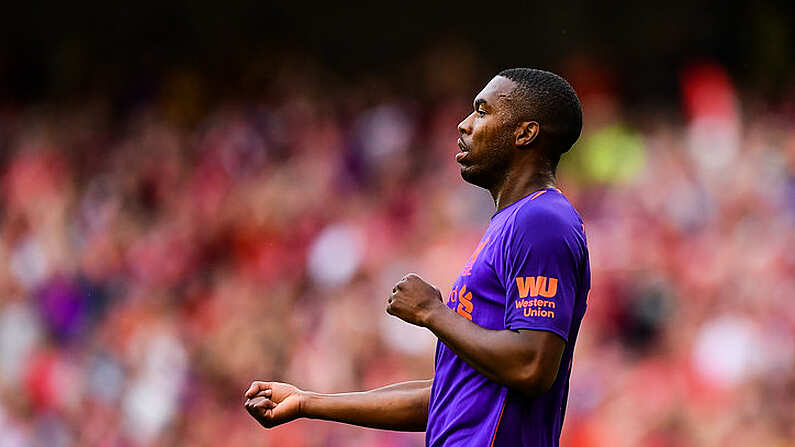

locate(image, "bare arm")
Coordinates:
424 307 564 397
387 274 564 397
244 379 432 431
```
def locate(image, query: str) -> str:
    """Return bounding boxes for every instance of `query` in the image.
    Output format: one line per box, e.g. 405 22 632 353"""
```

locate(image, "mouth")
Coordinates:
456 139 470 163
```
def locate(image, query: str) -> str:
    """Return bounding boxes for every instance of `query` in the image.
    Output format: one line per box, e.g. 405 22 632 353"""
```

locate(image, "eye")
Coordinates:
476 108 486 116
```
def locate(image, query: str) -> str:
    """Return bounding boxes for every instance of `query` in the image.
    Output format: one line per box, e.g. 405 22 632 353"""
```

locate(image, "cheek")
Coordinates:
473 120 511 149
472 120 499 143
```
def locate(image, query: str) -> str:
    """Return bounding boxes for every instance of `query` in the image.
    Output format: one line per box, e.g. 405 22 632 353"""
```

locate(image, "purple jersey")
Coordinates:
426 188 590 447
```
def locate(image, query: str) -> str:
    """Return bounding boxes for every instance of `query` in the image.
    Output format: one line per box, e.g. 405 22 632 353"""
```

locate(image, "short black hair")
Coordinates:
497 68 582 159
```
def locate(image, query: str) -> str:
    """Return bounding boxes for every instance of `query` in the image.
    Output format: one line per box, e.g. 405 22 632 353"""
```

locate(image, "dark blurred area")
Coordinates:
1 1 794 106
0 2 793 447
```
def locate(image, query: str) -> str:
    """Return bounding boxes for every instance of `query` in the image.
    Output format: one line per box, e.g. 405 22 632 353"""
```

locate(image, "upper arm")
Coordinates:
514 329 566 394
497 206 584 392
499 206 582 341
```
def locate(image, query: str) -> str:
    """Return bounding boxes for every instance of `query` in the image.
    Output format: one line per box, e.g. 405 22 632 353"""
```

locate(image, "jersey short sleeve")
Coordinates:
499 204 582 342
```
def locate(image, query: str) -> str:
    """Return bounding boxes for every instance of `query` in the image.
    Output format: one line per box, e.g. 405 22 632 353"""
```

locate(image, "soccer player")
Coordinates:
244 68 590 446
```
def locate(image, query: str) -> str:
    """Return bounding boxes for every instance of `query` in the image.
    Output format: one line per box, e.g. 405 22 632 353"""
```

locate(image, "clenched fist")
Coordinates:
387 273 445 327
244 381 306 429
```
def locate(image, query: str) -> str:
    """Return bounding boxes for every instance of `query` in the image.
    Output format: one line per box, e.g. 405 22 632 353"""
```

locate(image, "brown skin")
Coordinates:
245 75 566 431
245 380 431 431
457 75 557 212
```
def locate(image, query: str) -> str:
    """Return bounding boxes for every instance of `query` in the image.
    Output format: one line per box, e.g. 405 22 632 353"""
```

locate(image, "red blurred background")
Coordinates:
0 3 793 446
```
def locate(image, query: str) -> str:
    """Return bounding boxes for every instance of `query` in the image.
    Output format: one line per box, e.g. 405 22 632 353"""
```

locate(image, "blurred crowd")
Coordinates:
0 61 793 447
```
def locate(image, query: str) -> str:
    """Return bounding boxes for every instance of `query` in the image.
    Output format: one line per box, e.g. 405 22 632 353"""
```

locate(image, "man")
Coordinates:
244 68 590 446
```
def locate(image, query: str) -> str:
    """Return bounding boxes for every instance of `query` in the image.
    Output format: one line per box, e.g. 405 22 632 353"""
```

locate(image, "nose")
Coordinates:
458 113 473 135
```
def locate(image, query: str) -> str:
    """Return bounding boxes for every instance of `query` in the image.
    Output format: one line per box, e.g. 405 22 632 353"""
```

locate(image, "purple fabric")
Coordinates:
426 189 590 447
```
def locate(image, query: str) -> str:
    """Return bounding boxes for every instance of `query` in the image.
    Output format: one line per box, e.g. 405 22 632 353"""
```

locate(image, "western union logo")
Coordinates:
515 276 558 298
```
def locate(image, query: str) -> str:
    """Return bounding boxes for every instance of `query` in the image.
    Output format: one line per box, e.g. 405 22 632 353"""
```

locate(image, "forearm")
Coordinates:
425 306 550 395
384 273 561 397
302 380 431 431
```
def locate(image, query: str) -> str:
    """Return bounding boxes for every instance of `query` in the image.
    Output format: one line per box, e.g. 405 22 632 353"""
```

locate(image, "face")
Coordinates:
456 76 519 189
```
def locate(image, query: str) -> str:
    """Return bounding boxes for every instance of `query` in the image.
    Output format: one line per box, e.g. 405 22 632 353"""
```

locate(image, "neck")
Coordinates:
489 158 556 213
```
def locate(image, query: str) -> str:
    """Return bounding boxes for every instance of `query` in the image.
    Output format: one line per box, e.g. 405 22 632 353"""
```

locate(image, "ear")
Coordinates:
515 121 539 147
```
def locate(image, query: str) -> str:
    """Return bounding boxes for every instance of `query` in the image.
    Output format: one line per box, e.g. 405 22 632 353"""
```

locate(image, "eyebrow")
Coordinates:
474 98 487 109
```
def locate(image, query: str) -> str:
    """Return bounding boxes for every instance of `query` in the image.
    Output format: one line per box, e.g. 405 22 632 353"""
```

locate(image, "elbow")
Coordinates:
509 364 557 399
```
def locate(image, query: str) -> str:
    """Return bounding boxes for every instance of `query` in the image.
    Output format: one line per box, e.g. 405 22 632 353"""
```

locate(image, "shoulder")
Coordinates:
508 191 583 244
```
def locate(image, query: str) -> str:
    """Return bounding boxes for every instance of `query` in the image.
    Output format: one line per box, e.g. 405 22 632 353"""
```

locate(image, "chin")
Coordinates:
460 165 492 189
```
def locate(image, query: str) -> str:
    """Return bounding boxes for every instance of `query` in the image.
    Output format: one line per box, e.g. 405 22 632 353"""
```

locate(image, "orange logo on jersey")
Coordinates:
515 276 558 298
456 284 474 320
461 237 490 276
